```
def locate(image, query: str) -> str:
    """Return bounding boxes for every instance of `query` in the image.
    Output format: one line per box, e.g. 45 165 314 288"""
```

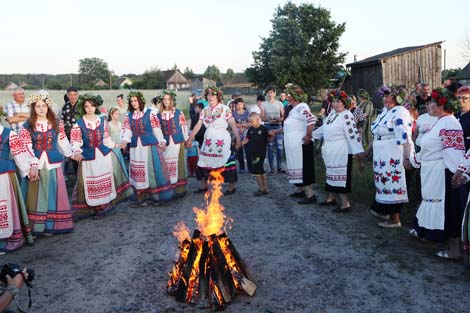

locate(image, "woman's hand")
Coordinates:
235 139 242 150
71 153 83 162
185 140 192 148
403 158 412 170
28 166 39 181
302 135 312 145
452 171 467 188
159 142 167 152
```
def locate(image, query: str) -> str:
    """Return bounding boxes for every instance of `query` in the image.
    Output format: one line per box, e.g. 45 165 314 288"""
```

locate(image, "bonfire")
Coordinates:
167 169 256 310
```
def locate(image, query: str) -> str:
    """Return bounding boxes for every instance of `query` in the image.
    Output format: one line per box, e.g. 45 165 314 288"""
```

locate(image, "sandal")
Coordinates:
436 250 462 261
319 199 337 206
332 206 351 213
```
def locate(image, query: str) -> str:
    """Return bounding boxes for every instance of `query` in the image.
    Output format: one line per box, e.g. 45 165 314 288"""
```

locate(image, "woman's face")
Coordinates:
111 110 120 121
35 100 48 118
236 101 244 111
207 94 217 106
333 99 345 111
428 100 441 117
130 97 140 110
84 101 96 115
163 94 172 109
383 94 395 108
458 93 470 114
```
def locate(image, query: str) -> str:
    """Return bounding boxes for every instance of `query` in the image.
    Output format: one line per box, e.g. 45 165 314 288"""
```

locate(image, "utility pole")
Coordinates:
443 49 447 71
70 74 73 87
109 71 112 90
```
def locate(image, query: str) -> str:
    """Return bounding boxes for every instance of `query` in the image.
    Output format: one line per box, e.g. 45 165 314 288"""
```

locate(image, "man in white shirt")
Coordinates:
4 88 30 133
260 86 285 173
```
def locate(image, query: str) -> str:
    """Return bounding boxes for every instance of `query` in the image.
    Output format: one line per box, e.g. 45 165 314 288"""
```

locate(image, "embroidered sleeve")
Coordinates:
179 111 189 141
440 128 465 172
353 107 366 123
19 127 39 167
120 115 132 143
224 106 233 120
199 109 206 121
57 121 73 157
9 131 32 177
393 109 412 145
69 123 83 154
342 113 364 154
301 107 316 126
150 111 166 144
458 151 470 176
103 121 117 149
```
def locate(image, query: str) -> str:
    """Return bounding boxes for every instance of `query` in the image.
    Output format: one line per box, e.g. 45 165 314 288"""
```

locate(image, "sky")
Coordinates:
1 0 469 75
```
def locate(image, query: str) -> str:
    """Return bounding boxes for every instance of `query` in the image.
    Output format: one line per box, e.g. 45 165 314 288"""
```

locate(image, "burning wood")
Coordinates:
167 170 256 310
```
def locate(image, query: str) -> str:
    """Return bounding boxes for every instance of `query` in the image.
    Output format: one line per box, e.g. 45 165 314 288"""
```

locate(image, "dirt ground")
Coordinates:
3 171 470 313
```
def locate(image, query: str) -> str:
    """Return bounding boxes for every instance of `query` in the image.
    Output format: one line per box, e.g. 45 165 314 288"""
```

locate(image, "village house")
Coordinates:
113 77 133 89
161 70 191 90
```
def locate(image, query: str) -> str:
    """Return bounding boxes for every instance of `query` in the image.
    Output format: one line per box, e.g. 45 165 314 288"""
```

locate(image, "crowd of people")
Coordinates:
1 79 470 274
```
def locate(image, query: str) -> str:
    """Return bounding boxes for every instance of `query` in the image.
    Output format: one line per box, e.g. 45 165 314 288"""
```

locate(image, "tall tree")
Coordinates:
204 65 221 81
225 68 235 80
133 67 166 89
183 67 196 80
246 2 346 91
78 57 109 84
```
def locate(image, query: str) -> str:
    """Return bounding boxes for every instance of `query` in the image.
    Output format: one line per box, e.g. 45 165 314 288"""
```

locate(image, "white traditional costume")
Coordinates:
313 110 363 192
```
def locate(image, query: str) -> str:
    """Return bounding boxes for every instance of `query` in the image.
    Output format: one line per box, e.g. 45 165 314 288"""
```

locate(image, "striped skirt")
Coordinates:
0 173 33 252
21 166 73 236
72 151 134 219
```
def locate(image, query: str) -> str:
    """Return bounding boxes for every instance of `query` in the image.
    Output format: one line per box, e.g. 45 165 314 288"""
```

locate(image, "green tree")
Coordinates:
78 57 110 85
46 79 65 90
442 68 461 81
183 67 196 80
134 67 166 89
225 68 235 80
246 2 346 91
204 65 221 81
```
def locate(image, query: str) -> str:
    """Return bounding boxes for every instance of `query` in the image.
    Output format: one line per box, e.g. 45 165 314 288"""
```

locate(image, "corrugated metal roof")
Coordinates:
456 62 470 79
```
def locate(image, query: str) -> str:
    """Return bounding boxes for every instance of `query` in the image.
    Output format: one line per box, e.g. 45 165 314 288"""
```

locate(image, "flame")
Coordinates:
218 237 242 289
173 221 190 243
193 169 228 237
186 238 203 303
167 240 191 293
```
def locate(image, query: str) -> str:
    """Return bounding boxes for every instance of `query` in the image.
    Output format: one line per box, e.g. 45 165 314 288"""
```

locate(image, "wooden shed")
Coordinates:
343 41 443 103
162 70 191 90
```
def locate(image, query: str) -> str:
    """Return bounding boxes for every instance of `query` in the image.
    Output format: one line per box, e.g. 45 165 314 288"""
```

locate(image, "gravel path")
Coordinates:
2 173 470 313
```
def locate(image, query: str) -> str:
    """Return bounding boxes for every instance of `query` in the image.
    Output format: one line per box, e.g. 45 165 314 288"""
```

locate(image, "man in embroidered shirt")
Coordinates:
4 88 30 133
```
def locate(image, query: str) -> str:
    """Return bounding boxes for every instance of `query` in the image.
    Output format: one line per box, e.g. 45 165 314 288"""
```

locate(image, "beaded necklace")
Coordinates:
325 112 339 125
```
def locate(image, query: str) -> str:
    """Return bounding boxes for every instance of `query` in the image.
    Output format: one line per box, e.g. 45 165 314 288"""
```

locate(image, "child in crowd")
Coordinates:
186 134 199 177
242 112 270 196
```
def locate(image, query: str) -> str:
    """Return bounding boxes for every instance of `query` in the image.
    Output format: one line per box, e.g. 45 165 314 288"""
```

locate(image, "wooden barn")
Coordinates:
455 62 470 86
343 41 443 104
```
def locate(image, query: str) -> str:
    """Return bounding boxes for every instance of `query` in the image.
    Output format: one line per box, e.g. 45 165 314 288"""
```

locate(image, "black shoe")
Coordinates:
319 199 337 206
289 191 305 198
332 206 351 213
224 188 236 195
298 195 317 204
193 188 208 194
277 168 286 173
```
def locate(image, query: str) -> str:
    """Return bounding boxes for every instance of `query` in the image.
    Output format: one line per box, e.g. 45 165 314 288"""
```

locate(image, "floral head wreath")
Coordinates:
127 90 146 105
204 86 223 99
0 106 6 120
328 90 352 108
376 85 407 105
357 89 370 100
76 93 103 117
161 89 177 102
285 83 307 103
431 87 459 113
28 92 54 107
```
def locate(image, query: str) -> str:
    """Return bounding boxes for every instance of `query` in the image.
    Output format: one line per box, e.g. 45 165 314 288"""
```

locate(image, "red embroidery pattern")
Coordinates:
200 151 224 158
287 169 303 181
326 174 347 182
167 161 177 177
440 129 465 150
9 133 28 157
0 200 10 231
86 174 113 200
130 161 146 183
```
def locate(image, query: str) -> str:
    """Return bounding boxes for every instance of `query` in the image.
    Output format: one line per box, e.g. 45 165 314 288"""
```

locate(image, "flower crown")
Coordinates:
357 89 370 100
127 91 146 105
376 85 407 105
205 86 223 98
285 83 307 103
0 106 6 119
431 87 459 112
28 93 54 107
161 89 177 102
76 93 103 117
328 90 352 108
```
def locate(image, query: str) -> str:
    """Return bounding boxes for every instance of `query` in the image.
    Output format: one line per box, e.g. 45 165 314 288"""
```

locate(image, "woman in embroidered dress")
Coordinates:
282 84 317 204
410 88 466 260
108 107 127 174
0 121 35 252
369 85 414 228
70 94 133 219
121 91 173 205
157 90 188 197
20 93 75 236
313 90 364 212
185 86 240 193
